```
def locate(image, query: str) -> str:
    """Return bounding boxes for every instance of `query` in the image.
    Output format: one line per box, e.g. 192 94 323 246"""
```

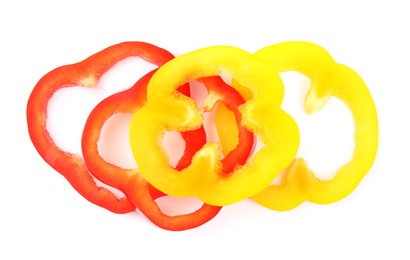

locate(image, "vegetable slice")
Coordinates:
82 72 254 230
217 41 378 210
27 42 176 213
129 45 299 206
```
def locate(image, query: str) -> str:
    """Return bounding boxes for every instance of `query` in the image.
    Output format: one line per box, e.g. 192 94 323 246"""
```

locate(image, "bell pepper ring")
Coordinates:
81 69 224 231
27 42 177 214
129 46 300 206
217 41 378 211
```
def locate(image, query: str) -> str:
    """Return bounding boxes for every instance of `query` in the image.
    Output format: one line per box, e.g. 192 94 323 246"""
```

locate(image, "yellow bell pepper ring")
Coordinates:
223 41 378 211
129 46 300 206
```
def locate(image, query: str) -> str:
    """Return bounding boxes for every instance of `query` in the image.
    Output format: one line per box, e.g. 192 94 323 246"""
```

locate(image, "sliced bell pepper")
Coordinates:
27 42 177 213
217 41 378 210
82 71 254 230
81 69 216 231
129 46 300 206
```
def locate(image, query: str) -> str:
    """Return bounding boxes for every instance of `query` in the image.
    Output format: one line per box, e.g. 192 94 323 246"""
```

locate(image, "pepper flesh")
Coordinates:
217 41 378 210
129 46 300 206
27 42 177 213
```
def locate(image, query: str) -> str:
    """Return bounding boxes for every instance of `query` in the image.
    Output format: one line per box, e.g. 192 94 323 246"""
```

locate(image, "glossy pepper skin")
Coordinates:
27 42 177 213
129 46 300 206
81 70 224 231
218 41 378 210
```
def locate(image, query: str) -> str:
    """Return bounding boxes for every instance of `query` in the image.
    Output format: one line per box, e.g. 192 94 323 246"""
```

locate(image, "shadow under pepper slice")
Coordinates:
82 71 254 231
27 42 176 214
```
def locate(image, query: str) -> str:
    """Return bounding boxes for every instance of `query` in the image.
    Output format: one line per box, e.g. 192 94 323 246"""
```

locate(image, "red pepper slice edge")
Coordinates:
27 42 174 213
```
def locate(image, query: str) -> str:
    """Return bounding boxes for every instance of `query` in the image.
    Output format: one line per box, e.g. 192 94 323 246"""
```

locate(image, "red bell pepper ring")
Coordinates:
81 72 254 230
27 42 176 214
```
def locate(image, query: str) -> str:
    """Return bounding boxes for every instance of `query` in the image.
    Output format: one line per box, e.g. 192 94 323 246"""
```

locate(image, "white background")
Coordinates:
1 0 409 259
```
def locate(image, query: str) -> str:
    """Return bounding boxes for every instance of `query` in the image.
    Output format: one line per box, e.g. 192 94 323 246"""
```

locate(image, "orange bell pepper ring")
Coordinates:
217 41 378 210
129 46 300 206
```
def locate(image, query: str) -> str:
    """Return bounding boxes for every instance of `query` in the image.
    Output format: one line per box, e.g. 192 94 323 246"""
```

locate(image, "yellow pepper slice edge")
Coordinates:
217 41 378 211
129 45 300 206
